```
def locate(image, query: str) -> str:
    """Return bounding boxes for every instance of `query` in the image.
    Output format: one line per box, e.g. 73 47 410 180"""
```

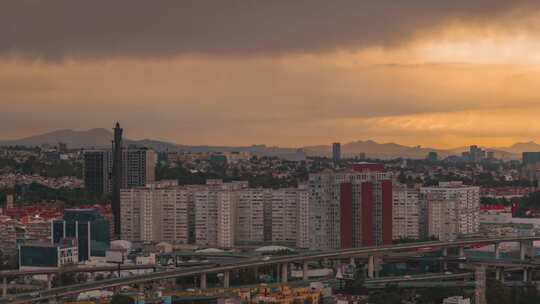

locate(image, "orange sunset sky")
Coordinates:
2 1 540 148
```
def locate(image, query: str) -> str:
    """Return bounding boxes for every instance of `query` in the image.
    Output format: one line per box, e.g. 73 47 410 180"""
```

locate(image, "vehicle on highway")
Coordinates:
444 271 453 275
262 256 271 261
404 275 411 279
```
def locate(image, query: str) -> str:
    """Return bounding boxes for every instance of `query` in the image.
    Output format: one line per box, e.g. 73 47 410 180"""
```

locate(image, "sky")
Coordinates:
2 1 540 148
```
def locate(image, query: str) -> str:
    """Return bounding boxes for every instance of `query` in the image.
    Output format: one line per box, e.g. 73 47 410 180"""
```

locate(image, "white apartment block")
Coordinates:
194 189 219 247
392 186 420 240
308 172 340 250
235 187 308 246
121 180 249 247
176 188 196 244
426 199 457 241
217 191 237 248
120 179 310 249
296 184 310 248
236 189 268 244
271 188 301 244
420 181 480 240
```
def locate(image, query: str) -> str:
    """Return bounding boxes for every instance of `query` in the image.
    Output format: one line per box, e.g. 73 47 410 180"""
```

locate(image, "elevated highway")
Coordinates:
3 236 540 303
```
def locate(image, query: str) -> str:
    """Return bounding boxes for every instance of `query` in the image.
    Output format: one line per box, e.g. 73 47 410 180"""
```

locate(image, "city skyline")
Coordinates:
2 1 540 148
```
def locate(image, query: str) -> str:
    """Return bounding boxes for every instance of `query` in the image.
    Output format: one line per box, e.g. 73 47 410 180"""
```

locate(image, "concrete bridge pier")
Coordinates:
47 273 53 289
303 261 309 281
523 268 531 283
495 267 503 281
494 243 501 259
520 240 533 261
281 263 288 283
139 283 145 294
442 248 448 270
459 247 465 269
442 248 448 257
375 256 382 278
521 242 527 260
367 255 375 279
223 271 230 288
2 277 7 297
200 273 207 290
349 257 355 266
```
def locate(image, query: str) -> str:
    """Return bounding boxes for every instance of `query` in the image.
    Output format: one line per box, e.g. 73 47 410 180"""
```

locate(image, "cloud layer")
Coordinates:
1 1 539 59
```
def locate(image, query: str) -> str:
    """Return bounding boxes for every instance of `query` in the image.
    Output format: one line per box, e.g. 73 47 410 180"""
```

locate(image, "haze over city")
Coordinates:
2 1 540 148
7 2 540 304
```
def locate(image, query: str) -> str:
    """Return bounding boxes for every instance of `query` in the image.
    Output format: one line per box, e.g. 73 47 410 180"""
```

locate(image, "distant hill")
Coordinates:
0 128 114 148
496 142 540 154
0 128 534 160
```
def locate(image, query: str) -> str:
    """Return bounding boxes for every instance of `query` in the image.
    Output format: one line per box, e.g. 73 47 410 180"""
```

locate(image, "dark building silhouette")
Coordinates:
332 142 341 164
523 152 540 165
83 151 108 194
112 122 123 236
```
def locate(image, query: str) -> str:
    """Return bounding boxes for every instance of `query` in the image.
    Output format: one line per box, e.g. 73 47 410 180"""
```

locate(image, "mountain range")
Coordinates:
2 128 539 160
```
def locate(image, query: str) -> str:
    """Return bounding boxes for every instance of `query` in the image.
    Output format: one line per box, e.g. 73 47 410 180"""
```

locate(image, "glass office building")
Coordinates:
52 208 110 261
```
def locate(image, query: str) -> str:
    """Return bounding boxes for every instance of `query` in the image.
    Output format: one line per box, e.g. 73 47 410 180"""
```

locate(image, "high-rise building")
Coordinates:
270 188 303 244
83 150 111 195
236 189 268 244
426 151 438 162
112 122 123 237
120 180 310 248
121 180 187 243
468 145 486 163
332 142 341 164
522 152 540 183
308 163 393 250
194 181 248 248
216 190 237 248
392 186 420 240
235 187 308 247
84 148 157 195
296 184 310 249
523 152 540 165
420 181 479 240
121 180 248 247
425 199 457 241
83 123 157 238
123 148 157 188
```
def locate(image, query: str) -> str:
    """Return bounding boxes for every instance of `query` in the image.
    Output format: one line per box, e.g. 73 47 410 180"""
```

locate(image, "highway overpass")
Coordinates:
3 236 540 303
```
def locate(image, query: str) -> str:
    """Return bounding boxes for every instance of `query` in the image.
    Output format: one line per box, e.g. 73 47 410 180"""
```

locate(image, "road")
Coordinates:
364 272 474 285
3 236 539 303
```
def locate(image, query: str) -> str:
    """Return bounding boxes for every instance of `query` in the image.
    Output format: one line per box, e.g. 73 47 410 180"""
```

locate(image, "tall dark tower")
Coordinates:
112 122 123 237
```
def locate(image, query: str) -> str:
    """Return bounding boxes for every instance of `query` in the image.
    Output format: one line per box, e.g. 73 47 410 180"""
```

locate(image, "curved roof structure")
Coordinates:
255 245 295 253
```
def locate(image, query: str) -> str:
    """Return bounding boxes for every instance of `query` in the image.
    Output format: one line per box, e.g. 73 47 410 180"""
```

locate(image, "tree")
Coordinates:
52 272 78 287
110 294 135 304
368 284 402 304
343 266 365 294
95 273 105 281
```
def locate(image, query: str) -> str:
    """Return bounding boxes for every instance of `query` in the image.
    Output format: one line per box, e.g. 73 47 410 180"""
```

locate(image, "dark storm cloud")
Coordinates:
0 0 538 60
